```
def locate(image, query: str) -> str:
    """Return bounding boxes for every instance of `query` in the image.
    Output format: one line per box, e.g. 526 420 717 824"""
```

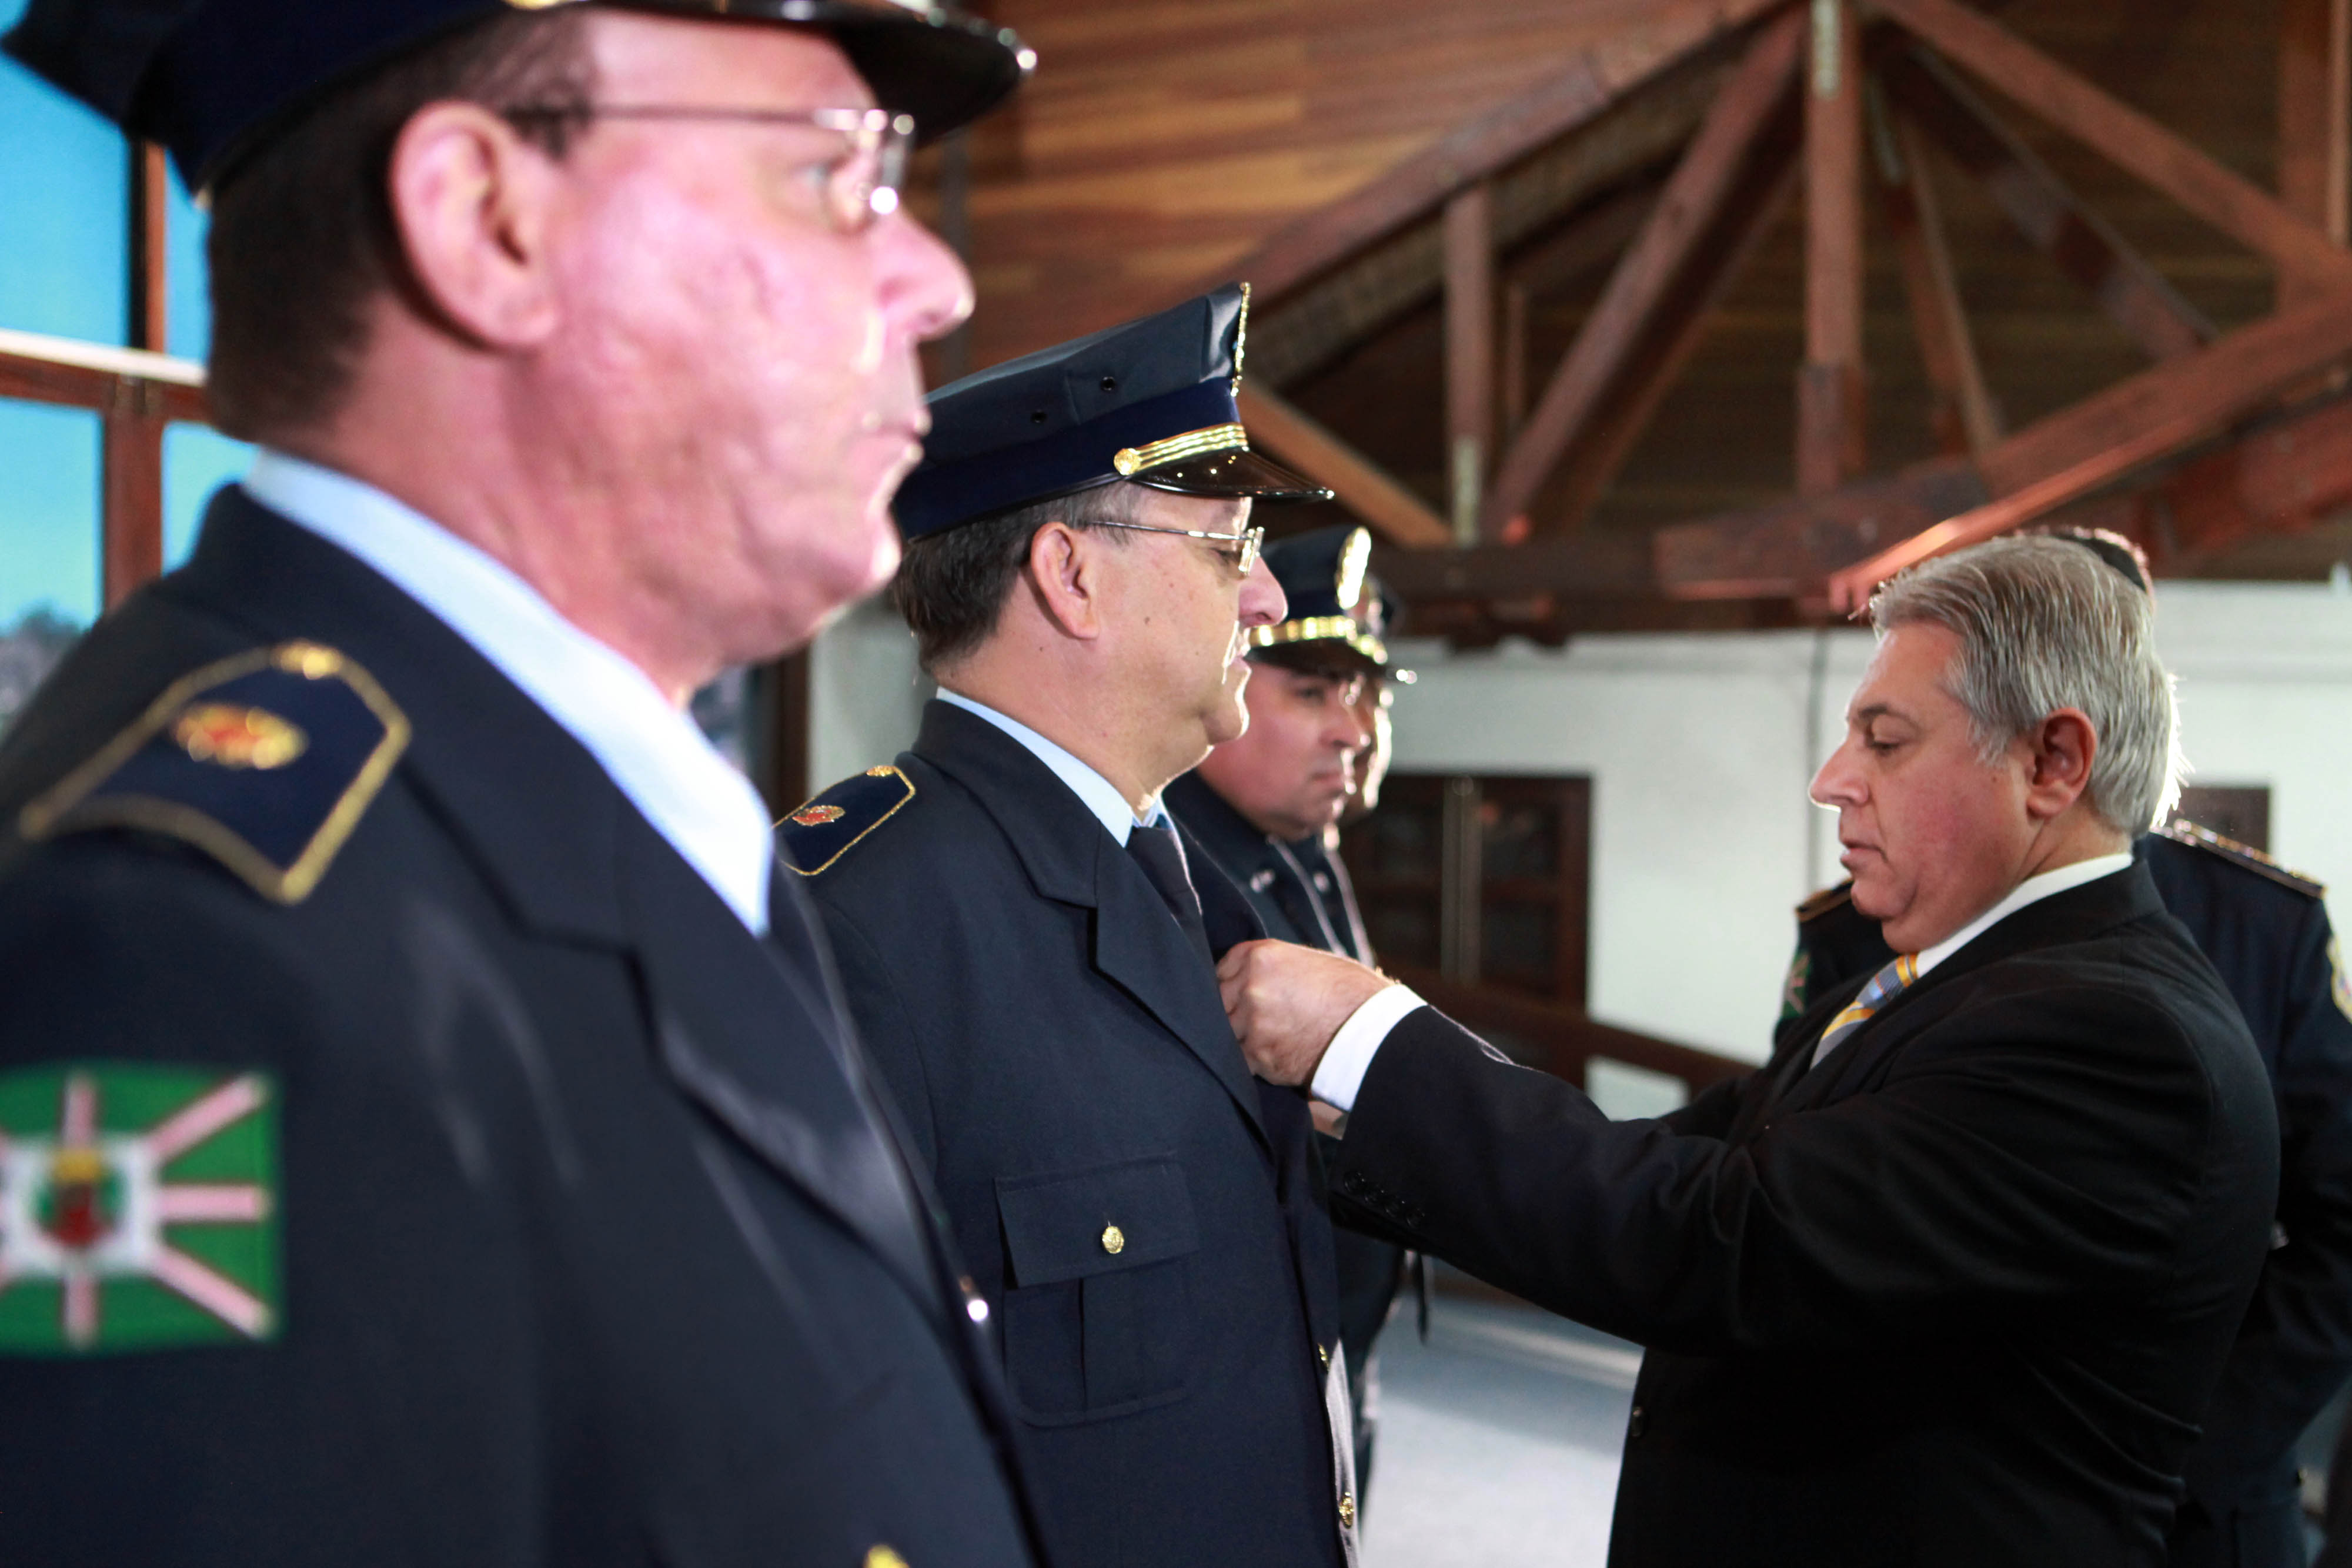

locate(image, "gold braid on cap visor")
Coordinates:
1112 423 1250 477
1248 617 1388 667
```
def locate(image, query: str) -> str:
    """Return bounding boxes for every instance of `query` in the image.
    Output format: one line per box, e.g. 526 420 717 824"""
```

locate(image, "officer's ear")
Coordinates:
385 101 564 350
1023 520 1107 644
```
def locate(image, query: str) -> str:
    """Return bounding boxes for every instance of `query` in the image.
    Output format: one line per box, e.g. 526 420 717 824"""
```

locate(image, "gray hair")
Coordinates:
1868 534 2184 833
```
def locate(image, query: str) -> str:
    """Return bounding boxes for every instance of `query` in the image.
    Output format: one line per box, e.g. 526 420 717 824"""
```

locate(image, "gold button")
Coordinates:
1338 1491 1357 1529
1317 1344 1329 1369
865 1549 908 1568
1101 1224 1125 1255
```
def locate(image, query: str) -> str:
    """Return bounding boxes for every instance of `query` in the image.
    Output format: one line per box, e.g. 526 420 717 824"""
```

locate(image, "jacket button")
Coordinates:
1101 1224 1125 1255
1338 1490 1357 1530
1628 1404 1646 1439
1318 1343 1329 1369
866 1549 909 1568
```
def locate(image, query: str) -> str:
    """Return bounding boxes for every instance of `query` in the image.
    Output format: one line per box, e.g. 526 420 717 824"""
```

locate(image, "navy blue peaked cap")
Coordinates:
893 283 1332 541
1248 524 1397 673
4 0 1031 192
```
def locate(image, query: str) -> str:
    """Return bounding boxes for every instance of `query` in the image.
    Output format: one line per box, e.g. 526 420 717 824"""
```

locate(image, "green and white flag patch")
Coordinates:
0 1064 280 1354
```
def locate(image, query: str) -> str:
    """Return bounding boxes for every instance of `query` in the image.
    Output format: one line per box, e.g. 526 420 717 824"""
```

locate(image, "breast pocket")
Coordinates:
994 1154 1200 1426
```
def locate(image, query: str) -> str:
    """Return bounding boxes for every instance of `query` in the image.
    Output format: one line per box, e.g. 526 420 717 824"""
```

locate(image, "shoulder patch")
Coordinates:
780 764 916 876
1796 881 1855 923
17 641 408 905
0 1062 282 1354
2159 818 2326 898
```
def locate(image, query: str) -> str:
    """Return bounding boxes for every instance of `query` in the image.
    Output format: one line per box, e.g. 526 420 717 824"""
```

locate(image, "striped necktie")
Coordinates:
1808 952 1920 1069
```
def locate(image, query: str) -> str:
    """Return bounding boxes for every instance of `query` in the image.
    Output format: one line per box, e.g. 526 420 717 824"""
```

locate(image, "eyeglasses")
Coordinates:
1090 519 1266 577
501 105 916 234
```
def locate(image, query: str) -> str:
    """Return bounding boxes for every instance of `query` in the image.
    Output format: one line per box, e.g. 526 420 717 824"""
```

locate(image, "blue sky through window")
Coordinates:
0 0 252 630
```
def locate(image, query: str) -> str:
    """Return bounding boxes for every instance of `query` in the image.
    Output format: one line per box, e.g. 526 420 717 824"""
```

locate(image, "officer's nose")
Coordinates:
1238 555 1285 630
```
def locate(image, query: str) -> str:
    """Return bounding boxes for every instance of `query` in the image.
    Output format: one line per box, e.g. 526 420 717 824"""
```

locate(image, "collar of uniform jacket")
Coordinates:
933 686 1165 844
241 450 776 935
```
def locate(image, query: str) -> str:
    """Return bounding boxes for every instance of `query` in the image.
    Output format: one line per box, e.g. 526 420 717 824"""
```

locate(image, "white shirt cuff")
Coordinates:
1309 984 1425 1113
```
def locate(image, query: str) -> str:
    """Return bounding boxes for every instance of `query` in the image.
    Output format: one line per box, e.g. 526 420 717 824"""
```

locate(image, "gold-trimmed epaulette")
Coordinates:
1795 881 1856 923
2159 819 2325 898
779 764 916 876
18 641 409 904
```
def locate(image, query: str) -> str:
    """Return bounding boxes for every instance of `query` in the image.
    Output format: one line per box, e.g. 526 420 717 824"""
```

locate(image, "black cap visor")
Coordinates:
1130 447 1333 505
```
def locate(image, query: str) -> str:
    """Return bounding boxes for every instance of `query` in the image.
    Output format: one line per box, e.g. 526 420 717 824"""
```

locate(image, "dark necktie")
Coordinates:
1128 818 1214 966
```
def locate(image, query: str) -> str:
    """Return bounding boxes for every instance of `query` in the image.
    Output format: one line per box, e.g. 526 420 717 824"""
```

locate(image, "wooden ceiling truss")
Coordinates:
1220 0 2352 641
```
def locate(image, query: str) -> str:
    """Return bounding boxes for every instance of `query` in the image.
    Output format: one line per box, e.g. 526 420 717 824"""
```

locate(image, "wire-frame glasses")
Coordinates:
1091 519 1265 577
500 105 916 233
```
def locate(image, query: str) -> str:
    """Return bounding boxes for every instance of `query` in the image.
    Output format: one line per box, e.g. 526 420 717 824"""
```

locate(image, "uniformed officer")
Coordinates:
1781 530 2352 1568
1164 524 1411 1505
0 3 1051 1563
784 287 1363 1568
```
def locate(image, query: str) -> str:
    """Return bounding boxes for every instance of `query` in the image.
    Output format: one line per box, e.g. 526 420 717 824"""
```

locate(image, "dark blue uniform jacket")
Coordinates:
796 701 1348 1568
0 490 1047 1567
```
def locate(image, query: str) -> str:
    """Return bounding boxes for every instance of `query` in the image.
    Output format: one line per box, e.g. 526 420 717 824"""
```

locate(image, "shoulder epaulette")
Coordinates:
1795 881 1855 923
780 764 916 876
2159 818 2326 898
17 640 408 904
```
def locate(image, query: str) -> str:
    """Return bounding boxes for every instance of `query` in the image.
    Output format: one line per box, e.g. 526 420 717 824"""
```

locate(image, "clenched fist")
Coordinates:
1215 938 1392 1089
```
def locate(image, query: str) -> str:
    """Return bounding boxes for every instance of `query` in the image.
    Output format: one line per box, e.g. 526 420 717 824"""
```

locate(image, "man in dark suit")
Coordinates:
1780 531 2352 1568
1786 827 2352 1568
787 289 1362 1568
1165 523 1408 1505
0 2 1049 1563
1222 534 2281 1566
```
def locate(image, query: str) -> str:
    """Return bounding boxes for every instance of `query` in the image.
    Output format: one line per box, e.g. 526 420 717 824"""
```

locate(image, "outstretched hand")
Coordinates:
1216 939 1392 1089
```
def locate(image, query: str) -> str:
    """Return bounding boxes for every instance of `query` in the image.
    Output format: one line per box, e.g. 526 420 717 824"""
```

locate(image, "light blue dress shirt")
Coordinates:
239 450 777 935
934 688 1167 842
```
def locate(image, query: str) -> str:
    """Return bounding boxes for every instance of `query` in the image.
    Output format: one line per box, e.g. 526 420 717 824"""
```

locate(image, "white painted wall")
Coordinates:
801 579 2352 1068
807 596 929 788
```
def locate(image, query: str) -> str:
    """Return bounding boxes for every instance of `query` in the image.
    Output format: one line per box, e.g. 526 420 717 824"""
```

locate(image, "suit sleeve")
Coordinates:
0 847 544 1567
1329 984 2273 1358
2183 899 2352 1497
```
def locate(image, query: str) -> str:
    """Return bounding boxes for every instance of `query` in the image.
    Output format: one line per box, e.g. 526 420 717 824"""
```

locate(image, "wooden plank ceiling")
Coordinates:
918 0 2352 630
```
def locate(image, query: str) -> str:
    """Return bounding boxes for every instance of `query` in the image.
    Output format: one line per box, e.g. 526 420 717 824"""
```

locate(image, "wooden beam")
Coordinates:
1444 182 1495 545
102 383 166 610
2281 0 2352 309
1875 0 2352 294
1800 0 1866 496
1237 385 1452 548
1879 109 2001 456
1245 62 1719 393
1826 284 2352 606
0 332 207 423
754 652 812 814
1483 11 1806 539
1882 46 2210 362
1655 457 1989 597
1374 530 1659 603
1501 280 1531 439
128 141 169 353
1211 0 1791 308
1546 119 1803 534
